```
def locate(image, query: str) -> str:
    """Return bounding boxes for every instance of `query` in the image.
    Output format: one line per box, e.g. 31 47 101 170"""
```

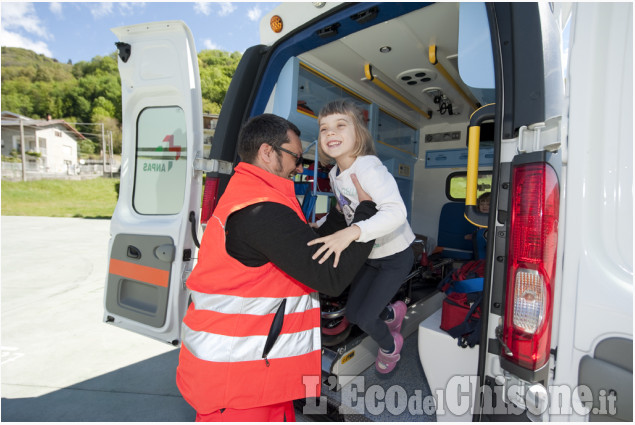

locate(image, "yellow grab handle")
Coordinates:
428 45 479 111
465 104 496 228
466 125 481 207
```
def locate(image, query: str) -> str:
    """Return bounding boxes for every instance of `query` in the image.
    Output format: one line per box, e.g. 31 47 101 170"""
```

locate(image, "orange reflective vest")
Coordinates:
176 162 321 414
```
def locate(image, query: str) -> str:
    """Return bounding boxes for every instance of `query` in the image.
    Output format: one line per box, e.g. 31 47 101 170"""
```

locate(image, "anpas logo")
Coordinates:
141 134 184 172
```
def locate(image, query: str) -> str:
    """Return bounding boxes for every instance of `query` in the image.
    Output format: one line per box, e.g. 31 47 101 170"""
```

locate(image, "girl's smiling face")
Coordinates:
319 113 357 168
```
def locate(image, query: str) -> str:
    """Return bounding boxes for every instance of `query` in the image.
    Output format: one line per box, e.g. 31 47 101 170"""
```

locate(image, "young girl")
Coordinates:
308 99 416 373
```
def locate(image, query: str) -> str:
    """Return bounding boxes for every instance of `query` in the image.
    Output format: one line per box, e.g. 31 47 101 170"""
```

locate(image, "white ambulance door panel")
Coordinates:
103 21 203 345
553 3 633 421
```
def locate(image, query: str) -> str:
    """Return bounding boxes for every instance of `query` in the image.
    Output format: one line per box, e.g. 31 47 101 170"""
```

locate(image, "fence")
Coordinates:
1 162 120 181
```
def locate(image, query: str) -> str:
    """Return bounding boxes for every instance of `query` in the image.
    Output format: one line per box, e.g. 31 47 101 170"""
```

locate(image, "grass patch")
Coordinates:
1 178 119 218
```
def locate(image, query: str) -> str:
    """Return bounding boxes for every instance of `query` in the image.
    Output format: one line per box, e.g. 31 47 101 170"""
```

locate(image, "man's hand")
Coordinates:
352 174 371 202
307 173 371 267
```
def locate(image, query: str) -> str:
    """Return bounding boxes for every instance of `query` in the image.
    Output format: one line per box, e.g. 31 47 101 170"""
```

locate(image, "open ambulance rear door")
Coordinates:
103 21 205 345
474 3 632 421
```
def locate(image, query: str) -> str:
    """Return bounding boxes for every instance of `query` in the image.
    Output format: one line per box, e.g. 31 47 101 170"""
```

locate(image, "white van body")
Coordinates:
104 2 632 421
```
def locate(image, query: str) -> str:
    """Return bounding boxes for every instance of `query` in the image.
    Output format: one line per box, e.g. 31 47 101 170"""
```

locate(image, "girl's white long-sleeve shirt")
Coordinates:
323 155 416 259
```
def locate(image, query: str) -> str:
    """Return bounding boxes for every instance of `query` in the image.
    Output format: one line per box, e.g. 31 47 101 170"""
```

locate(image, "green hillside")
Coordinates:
1 46 241 156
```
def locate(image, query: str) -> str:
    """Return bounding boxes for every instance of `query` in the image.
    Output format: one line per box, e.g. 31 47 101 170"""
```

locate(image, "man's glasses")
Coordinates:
275 145 303 167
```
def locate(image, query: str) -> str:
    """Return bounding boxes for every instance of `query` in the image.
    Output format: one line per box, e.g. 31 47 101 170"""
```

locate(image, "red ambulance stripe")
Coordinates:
109 258 169 288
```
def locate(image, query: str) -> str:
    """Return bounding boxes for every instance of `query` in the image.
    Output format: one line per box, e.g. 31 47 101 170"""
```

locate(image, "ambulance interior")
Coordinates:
260 3 496 418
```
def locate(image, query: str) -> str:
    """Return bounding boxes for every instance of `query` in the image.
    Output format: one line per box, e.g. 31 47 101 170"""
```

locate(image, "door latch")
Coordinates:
517 116 561 153
194 156 233 174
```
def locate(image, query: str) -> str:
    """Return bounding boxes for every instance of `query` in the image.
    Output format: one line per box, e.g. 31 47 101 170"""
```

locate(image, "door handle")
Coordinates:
127 245 141 259
189 211 200 248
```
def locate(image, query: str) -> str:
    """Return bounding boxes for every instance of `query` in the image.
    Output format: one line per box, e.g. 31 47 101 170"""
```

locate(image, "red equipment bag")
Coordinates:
440 292 481 331
437 261 485 348
440 291 483 348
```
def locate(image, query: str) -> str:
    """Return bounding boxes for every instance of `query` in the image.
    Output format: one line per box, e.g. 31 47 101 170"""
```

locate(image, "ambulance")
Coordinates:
103 2 632 421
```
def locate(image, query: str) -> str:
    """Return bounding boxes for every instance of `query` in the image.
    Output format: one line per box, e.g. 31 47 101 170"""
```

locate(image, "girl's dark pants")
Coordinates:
345 247 414 351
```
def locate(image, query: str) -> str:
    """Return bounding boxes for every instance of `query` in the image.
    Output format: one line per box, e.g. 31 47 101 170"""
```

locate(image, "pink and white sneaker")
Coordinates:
375 331 404 374
385 301 407 334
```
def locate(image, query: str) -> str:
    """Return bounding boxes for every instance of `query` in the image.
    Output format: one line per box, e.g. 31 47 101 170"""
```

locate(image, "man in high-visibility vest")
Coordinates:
177 114 378 421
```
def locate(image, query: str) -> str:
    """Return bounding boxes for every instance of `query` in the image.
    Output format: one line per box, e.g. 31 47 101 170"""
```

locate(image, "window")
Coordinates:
446 171 492 201
296 64 369 118
458 2 496 105
55 130 62 137
377 110 417 155
38 138 46 156
26 139 36 151
134 107 188 215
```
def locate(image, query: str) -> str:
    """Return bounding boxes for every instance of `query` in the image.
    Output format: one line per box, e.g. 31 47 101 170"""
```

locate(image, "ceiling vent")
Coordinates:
396 68 437 87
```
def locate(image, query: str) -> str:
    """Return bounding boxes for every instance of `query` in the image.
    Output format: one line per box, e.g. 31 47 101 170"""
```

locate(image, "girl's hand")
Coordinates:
306 173 370 267
307 225 361 267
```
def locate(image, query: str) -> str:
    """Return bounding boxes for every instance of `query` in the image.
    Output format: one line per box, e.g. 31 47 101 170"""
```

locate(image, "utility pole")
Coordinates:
69 122 119 176
101 123 106 176
19 119 27 182
109 131 114 178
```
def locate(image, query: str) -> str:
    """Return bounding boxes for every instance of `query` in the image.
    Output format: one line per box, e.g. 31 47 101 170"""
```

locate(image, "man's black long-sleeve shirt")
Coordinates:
225 201 377 297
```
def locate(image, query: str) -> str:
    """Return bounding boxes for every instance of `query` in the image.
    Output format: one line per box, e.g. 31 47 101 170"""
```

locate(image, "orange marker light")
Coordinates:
270 15 283 33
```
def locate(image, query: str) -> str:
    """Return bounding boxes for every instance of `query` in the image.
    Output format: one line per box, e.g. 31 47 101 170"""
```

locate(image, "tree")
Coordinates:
34 64 54 82
63 86 91 123
78 139 95 155
202 99 221 115
92 96 117 119
198 49 241 108
1 91 34 116
1 46 242 157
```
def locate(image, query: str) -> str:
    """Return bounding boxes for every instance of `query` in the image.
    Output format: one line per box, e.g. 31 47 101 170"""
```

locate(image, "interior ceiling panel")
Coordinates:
299 2 476 127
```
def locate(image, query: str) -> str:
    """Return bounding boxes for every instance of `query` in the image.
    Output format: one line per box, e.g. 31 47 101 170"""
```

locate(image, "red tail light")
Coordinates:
503 162 559 370
200 176 220 224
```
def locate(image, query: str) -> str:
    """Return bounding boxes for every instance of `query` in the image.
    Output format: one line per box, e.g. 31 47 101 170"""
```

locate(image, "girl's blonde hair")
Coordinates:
317 99 375 164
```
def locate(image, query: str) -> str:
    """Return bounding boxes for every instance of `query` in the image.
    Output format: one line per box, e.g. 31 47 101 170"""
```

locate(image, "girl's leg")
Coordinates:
351 248 414 352
344 263 377 326
384 299 408 334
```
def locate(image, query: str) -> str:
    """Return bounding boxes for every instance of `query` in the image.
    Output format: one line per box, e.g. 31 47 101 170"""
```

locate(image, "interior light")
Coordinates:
379 46 392 53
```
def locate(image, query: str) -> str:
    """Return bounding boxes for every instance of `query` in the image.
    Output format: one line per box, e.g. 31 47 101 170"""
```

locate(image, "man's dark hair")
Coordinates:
237 114 301 163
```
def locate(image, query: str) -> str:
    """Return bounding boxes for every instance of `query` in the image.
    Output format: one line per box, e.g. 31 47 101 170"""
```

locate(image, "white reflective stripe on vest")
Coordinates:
182 323 321 362
190 291 319 316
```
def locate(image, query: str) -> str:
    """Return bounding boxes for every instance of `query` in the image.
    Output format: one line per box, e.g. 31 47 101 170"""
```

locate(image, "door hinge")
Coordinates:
194 157 233 175
517 116 562 154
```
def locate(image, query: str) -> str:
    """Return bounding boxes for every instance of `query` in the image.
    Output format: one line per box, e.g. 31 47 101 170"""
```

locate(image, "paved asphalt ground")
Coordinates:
1 216 196 422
